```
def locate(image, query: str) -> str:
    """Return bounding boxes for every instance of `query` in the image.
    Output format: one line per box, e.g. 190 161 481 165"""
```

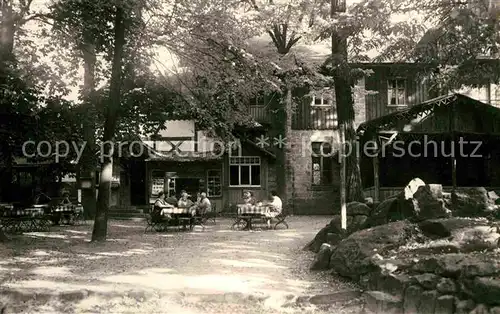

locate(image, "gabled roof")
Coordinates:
357 93 500 137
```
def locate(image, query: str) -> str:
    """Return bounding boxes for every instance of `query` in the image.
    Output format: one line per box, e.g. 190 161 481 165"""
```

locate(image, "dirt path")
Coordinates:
0 216 363 313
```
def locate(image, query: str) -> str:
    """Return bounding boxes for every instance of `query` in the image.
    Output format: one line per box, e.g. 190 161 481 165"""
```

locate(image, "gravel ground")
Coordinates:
0 216 363 313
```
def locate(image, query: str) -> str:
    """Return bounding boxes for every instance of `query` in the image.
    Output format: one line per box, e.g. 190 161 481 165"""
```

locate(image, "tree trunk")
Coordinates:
91 4 125 242
0 228 8 242
0 0 15 60
283 86 294 212
331 35 365 212
0 0 15 241
80 43 97 219
345 120 364 202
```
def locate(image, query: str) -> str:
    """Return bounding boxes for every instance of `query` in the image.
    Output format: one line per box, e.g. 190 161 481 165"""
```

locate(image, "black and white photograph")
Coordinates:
1 0 500 312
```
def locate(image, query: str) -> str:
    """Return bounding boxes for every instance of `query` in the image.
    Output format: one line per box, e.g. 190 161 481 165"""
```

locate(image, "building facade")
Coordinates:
108 62 500 214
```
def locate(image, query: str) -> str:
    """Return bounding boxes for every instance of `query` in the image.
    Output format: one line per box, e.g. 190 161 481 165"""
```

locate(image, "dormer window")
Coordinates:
311 90 333 107
387 78 406 107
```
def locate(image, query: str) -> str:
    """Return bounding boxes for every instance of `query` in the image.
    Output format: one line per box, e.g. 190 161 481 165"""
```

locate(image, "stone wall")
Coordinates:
308 181 500 313
289 130 340 214
363 253 500 314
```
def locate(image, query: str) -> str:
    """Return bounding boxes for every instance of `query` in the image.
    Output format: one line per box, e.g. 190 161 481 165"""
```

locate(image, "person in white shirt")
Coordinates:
154 191 174 218
265 190 282 228
196 192 211 215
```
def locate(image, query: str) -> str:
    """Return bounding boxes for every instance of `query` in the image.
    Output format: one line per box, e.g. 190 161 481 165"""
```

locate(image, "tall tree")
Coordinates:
314 0 429 205
241 0 323 211
50 0 117 219
91 1 127 241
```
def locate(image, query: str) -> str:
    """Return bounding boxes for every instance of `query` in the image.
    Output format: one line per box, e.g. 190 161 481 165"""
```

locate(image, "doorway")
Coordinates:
129 159 146 205
174 178 202 198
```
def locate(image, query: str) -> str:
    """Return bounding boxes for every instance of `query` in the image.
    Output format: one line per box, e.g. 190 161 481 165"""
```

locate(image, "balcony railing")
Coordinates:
292 103 338 130
249 106 270 123
248 103 338 130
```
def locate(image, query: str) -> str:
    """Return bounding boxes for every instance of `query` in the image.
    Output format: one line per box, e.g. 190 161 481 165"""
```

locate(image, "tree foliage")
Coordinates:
380 0 500 91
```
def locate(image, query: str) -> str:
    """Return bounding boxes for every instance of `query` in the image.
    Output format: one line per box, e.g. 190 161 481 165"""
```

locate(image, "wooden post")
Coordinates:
450 100 457 208
451 156 457 193
332 0 347 230
373 141 380 203
339 124 347 230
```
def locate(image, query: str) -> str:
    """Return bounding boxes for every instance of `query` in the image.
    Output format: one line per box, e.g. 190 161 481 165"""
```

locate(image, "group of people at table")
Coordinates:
153 190 211 218
153 189 282 228
239 190 282 228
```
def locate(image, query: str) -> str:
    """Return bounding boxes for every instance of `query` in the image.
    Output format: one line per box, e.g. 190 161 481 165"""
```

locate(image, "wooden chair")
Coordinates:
189 213 206 231
202 203 217 224
272 208 289 229
144 206 170 233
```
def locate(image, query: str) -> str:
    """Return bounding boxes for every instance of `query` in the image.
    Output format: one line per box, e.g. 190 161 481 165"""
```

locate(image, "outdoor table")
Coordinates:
0 204 50 233
160 207 196 230
160 207 196 216
237 204 271 230
2 205 47 217
51 204 84 225
0 203 14 216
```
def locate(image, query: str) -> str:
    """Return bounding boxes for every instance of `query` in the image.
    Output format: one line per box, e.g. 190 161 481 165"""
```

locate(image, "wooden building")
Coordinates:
357 94 500 202
105 62 500 214
115 120 277 212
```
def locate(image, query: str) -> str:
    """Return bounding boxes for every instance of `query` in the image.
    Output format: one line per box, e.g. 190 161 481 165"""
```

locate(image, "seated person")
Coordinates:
195 192 211 216
177 190 194 208
264 190 282 227
60 192 72 205
165 194 178 206
242 190 257 206
154 191 174 218
267 190 282 213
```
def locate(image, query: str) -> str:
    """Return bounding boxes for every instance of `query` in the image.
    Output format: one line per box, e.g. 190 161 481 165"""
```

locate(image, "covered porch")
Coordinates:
138 137 277 211
357 94 500 202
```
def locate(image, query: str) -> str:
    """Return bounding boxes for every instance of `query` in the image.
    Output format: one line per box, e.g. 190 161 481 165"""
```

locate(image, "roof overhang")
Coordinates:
357 93 500 139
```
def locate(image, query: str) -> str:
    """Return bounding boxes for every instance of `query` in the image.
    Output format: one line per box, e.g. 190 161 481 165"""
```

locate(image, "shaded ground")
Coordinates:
0 216 363 313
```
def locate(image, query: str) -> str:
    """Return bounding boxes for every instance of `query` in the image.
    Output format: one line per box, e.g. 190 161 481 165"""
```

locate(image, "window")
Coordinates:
229 156 261 187
151 170 165 196
311 95 332 107
387 79 406 106
207 170 222 197
250 92 276 107
311 142 333 185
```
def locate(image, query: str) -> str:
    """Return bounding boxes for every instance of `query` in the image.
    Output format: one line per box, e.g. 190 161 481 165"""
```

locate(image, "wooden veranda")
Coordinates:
357 93 500 202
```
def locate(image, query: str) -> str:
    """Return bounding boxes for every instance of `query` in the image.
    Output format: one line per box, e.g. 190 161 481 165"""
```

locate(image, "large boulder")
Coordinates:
365 197 400 227
451 225 500 253
305 202 372 252
403 178 426 200
329 221 416 280
310 243 333 270
349 215 369 234
411 253 500 277
347 201 371 216
418 218 489 239
402 184 451 222
452 187 492 217
304 215 347 252
367 183 450 227
367 179 451 227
